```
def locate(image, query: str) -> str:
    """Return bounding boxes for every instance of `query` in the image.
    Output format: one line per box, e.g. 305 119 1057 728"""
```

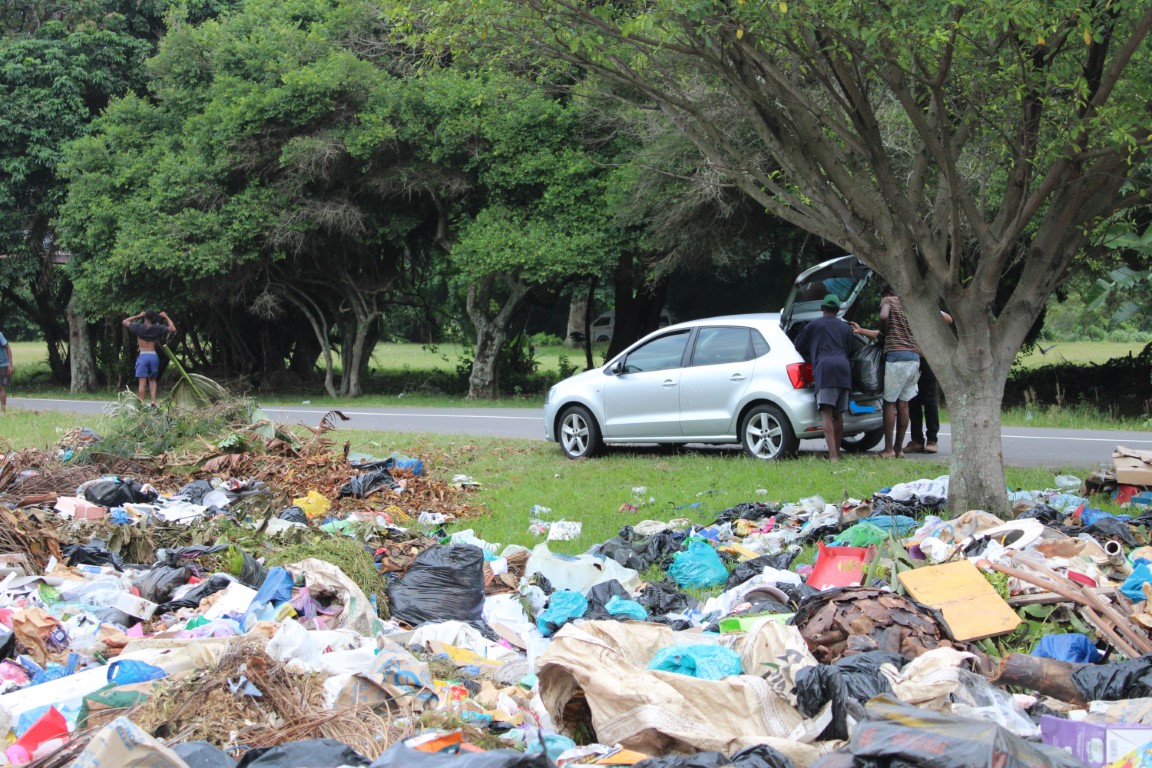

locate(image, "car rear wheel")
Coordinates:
842 427 885 453
740 404 798 460
558 405 602 459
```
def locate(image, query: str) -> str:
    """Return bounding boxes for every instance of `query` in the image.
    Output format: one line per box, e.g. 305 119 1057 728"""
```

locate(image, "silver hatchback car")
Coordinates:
543 256 885 460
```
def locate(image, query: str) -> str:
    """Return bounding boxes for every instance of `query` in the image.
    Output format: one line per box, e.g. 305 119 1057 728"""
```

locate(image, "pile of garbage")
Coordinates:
4 436 1152 768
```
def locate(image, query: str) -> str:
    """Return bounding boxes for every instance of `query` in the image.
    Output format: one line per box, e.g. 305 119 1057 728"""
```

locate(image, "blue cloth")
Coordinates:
648 645 743 680
1032 634 1101 664
1121 560 1152 601
134 351 160 378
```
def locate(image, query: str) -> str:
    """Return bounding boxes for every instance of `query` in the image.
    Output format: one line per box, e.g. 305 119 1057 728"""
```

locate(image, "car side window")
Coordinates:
751 329 771 358
622 331 691 373
690 327 753 366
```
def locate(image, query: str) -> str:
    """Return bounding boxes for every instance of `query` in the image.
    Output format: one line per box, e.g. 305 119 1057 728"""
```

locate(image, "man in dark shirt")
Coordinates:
122 309 176 407
794 294 853 461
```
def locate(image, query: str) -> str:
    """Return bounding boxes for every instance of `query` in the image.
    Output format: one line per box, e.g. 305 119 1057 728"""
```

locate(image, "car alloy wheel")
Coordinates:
740 404 798 460
559 405 602 459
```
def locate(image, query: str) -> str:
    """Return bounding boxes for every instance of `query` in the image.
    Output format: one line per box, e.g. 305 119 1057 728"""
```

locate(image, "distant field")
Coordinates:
1015 340 1146 369
9 338 1143 375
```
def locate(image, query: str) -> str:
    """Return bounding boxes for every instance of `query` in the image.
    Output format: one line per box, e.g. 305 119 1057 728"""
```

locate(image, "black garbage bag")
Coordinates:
387 545 486 627
595 527 685 572
1072 654 1152 701
237 739 371 767
725 551 798 590
729 745 796 768
156 574 235 613
339 467 400 498
1079 515 1138 547
777 582 821 608
176 479 215 505
1016 503 1062 524
816 695 1085 768
796 651 906 740
850 341 884 397
371 744 553 767
81 478 157 507
712 501 780 525
172 741 234 768
135 564 195 604
634 580 698 615
62 544 125 571
278 506 308 523
584 579 634 621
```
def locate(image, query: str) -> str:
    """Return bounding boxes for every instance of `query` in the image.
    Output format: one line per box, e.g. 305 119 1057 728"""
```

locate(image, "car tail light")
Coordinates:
787 362 814 389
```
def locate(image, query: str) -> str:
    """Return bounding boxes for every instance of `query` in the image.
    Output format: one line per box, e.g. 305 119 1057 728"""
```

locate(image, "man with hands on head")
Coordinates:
122 309 176 407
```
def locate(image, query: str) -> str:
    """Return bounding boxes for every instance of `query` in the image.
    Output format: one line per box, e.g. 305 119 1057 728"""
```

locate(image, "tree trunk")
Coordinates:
466 274 531 399
469 324 508 399
343 317 375 398
283 288 338 398
66 295 97 393
565 290 588 348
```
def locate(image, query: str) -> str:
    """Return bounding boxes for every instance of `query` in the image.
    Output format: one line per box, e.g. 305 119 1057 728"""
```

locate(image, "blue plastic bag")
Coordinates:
242 566 295 629
1121 560 1152 601
648 644 743 680
537 590 588 637
668 541 728 588
862 515 919 535
605 595 648 621
1032 633 1101 664
107 659 167 685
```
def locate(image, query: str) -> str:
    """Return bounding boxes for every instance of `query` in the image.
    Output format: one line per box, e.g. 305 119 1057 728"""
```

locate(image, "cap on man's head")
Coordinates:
820 294 841 310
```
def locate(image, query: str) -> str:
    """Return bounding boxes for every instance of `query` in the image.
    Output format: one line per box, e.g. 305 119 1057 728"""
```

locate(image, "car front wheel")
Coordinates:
740 404 799 460
558 405 602 460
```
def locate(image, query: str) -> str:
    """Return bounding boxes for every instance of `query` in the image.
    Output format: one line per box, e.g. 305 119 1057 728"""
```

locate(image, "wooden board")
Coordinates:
898 560 1022 641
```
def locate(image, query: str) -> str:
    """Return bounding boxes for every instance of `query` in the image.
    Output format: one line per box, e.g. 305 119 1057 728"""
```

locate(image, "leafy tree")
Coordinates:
397 0 1152 511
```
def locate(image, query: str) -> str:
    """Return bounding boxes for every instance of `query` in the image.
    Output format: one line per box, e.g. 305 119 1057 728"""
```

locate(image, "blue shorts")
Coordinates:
135 352 160 379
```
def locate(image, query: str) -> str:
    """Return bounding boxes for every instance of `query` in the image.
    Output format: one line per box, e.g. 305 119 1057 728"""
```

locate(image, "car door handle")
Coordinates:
662 379 677 388
730 374 746 381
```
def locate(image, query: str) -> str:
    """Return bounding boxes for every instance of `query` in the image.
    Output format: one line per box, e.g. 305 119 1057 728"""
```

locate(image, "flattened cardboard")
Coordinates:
897 560 1021 641
1114 446 1152 486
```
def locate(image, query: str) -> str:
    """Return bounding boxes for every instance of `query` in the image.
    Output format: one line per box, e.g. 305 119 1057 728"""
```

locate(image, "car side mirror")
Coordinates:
609 360 625 375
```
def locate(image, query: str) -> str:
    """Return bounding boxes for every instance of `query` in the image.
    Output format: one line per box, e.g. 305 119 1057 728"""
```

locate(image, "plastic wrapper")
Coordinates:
668 541 728 588
80 477 156 507
157 574 235 613
135 564 195 604
635 746 795 768
796 651 904 740
725 552 797 590
949 670 1038 738
227 545 269 589
850 341 884 396
370 744 552 767
817 694 1087 768
107 659 167 685
61 544 125 571
1032 633 1101 664
338 467 400 498
583 580 633 621
1073 656 1152 702
172 741 235 768
237 738 371 767
605 595 648 621
635 581 697 616
537 590 589 637
388 545 487 627
1082 515 1137 547
648 644 743 680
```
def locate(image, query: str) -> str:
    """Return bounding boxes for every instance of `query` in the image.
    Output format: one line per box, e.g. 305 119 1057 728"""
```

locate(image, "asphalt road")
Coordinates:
9 396 1152 468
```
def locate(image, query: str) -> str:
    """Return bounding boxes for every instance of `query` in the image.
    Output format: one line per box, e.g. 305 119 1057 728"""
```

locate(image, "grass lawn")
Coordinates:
1 408 1107 557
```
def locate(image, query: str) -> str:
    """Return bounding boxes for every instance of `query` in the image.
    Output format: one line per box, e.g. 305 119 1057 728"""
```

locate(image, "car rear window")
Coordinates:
690 327 753 366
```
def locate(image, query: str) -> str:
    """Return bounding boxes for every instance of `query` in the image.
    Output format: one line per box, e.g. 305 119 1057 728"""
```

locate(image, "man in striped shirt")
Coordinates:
878 285 920 457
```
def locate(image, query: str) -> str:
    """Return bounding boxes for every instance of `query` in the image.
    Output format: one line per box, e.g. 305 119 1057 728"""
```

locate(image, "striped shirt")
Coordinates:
882 297 919 354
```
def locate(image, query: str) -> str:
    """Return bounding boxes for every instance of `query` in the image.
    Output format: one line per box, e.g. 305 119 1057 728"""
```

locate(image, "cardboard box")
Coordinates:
113 592 159 620
1114 446 1152 486
1040 715 1152 768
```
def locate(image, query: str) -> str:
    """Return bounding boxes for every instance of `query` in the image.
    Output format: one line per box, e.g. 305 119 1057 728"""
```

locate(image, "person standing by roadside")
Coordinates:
122 309 176 407
0 329 11 414
794 294 854 461
851 286 919 457
906 311 953 454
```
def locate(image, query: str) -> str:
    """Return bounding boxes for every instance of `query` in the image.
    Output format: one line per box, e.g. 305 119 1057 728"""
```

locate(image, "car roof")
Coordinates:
664 312 782 330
